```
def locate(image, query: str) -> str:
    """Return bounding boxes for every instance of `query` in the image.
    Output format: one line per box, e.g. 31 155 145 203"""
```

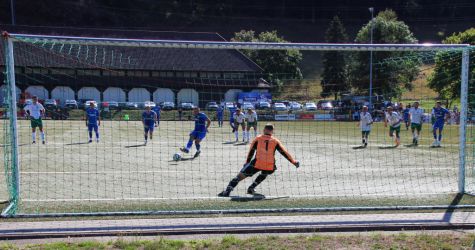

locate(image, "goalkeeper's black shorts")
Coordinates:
240 159 276 177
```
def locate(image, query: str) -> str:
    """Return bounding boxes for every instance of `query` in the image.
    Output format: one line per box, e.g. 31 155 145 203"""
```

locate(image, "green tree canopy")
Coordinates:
350 9 420 99
232 30 303 86
321 16 349 99
428 28 475 106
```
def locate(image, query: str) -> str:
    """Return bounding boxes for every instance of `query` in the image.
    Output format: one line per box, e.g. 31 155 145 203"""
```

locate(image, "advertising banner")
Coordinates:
275 114 296 121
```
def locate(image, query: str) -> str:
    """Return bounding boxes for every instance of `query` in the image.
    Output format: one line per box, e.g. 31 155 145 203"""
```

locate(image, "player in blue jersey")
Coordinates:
84 102 100 143
402 104 411 130
152 105 161 127
217 106 224 127
431 101 450 147
180 107 211 158
142 106 158 145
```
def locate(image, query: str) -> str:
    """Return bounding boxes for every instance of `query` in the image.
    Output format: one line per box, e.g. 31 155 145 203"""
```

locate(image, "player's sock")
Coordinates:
186 140 193 150
144 135 148 141
438 133 442 142
89 131 93 140
32 132 36 142
254 130 257 138
226 177 240 192
195 143 201 151
242 131 246 141
95 132 100 140
433 130 437 140
249 174 267 191
234 131 239 141
40 132 45 142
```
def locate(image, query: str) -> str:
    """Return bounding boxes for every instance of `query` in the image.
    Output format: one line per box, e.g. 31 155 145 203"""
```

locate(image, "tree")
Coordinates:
232 30 303 86
320 16 349 99
428 28 475 107
350 10 420 99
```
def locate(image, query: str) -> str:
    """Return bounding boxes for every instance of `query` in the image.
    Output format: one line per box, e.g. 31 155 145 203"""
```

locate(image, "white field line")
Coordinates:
20 168 455 175
22 192 455 202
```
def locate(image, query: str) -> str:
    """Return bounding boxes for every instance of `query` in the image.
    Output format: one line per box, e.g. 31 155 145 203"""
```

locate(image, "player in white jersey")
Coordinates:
408 101 424 146
357 106 373 148
384 106 402 147
245 108 258 142
24 96 46 144
233 109 247 142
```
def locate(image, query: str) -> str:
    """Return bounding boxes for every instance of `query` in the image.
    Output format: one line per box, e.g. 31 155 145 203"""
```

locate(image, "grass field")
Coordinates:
0 118 464 215
3 233 475 249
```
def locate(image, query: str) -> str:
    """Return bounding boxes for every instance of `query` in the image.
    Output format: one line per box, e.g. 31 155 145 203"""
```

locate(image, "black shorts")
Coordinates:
240 159 276 177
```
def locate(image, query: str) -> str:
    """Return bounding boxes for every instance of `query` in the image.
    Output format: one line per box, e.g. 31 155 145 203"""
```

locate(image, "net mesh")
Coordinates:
1 35 473 216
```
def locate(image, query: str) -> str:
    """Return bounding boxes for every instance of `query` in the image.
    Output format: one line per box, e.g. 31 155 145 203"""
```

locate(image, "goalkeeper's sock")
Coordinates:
40 132 45 142
32 132 36 142
250 174 267 189
226 176 240 191
186 140 193 150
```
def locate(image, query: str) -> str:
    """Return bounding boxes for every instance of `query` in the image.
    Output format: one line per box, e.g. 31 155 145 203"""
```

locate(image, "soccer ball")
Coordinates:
173 153 182 161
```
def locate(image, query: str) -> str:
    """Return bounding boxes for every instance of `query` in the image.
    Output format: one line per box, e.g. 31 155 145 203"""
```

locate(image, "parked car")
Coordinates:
256 101 271 110
318 100 334 110
144 101 156 108
179 102 194 110
160 101 175 111
304 102 317 111
242 102 255 110
224 102 235 110
289 102 302 111
205 101 219 111
64 99 78 109
84 100 97 109
273 102 288 111
126 102 139 109
44 99 57 109
108 101 119 110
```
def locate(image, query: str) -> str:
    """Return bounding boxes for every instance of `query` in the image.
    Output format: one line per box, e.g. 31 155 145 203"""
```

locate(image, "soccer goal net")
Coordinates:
1 33 473 217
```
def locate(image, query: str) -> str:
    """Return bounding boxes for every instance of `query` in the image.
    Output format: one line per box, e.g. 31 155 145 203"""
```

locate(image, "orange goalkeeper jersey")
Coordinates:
246 134 296 171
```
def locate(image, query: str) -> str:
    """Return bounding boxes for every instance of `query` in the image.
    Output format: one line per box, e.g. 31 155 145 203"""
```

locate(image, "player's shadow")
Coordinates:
442 193 463 222
64 142 90 146
222 141 236 145
230 194 266 202
404 144 416 148
125 144 146 148
234 142 248 146
352 145 366 150
378 145 399 149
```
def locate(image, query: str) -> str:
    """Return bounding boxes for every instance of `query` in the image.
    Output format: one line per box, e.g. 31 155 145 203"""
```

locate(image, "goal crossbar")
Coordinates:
6 33 471 51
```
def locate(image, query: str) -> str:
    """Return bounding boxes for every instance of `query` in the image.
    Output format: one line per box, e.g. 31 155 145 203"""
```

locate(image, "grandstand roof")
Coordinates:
0 25 263 72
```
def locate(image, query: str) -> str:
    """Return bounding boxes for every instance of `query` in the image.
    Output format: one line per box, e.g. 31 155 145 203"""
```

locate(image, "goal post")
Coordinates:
1 32 472 217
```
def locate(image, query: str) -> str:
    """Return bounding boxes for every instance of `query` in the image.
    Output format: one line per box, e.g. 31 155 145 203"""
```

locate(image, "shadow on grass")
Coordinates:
125 144 146 148
378 145 398 149
442 193 464 222
64 142 90 146
234 142 249 146
223 141 236 145
352 146 366 150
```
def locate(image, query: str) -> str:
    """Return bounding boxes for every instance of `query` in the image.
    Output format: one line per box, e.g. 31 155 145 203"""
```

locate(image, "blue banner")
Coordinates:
237 92 272 103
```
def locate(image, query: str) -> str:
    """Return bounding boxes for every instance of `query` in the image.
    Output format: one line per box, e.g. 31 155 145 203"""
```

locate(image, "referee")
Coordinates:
218 124 300 197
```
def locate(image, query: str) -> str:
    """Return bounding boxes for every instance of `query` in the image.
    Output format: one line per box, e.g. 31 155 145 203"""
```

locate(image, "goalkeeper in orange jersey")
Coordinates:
218 124 300 197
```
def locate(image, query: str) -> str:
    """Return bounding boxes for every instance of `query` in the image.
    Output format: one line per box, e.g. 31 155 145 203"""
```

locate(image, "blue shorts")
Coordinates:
144 124 155 133
190 130 206 140
433 121 444 130
88 124 98 132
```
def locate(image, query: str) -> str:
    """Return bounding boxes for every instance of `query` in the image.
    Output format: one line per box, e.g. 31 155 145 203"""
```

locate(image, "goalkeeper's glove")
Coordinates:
294 161 300 168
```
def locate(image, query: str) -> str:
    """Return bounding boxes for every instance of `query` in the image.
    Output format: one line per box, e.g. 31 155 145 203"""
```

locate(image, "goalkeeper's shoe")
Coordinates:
247 187 256 195
180 147 189 153
218 190 230 197
193 150 201 158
